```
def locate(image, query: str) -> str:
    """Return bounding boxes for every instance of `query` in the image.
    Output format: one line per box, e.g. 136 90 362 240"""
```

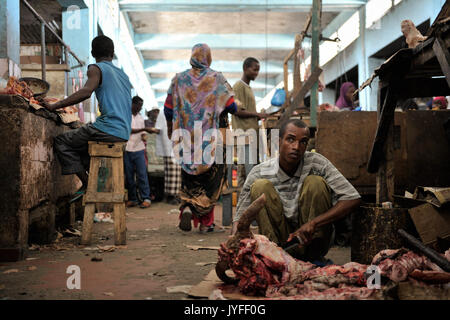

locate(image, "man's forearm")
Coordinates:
131 127 160 134
131 128 146 134
48 88 92 111
311 199 361 229
234 110 259 118
231 221 238 235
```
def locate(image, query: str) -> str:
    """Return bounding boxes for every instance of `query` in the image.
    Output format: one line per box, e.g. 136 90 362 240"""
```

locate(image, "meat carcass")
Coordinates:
217 197 450 299
372 248 443 282
217 196 374 299
401 20 427 48
219 234 315 296
218 232 377 299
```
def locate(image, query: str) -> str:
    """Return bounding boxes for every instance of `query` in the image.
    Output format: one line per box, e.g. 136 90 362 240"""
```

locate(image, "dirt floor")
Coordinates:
0 201 350 300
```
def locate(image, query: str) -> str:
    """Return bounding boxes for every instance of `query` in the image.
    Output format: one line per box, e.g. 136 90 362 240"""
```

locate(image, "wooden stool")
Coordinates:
81 141 127 245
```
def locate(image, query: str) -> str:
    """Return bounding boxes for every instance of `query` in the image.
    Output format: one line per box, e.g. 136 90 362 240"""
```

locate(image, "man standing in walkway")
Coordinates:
124 96 159 208
232 57 267 197
155 110 181 205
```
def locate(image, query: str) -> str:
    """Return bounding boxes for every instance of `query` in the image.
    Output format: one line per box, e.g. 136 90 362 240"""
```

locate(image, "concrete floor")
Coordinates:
0 201 351 300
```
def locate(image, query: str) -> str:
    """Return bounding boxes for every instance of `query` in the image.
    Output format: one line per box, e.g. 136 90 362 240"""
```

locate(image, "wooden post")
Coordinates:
81 156 100 245
310 0 322 128
293 34 302 98
293 12 312 99
375 83 396 204
433 35 450 88
281 11 312 110
283 49 294 106
112 157 126 245
277 67 322 126
41 22 46 81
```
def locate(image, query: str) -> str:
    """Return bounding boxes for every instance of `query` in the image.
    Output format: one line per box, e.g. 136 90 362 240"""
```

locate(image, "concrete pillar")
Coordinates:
0 0 21 81
367 57 385 111
62 3 97 122
357 6 370 111
321 87 336 105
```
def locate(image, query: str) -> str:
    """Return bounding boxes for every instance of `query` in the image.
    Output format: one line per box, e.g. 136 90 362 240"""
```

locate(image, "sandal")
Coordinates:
200 224 225 234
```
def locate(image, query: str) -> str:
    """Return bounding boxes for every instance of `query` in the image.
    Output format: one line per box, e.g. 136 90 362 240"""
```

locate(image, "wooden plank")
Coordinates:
277 67 322 126
113 203 126 245
310 0 322 127
367 86 397 174
111 158 125 193
283 62 290 105
86 157 100 194
293 12 311 97
433 36 450 87
376 123 395 203
293 33 302 98
69 202 75 227
81 204 95 245
425 1 450 37
112 157 126 245
412 36 450 67
96 158 113 213
405 110 450 189
88 141 125 158
282 10 312 109
83 192 125 204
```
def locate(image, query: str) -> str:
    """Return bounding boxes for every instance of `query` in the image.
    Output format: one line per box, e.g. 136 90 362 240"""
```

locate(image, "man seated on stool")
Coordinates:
41 35 132 199
231 119 361 265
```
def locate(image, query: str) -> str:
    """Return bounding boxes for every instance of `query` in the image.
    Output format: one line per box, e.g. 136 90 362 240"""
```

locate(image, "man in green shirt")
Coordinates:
232 57 267 194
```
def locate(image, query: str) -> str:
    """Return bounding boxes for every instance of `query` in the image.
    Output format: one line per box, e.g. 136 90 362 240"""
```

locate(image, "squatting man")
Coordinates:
231 119 361 265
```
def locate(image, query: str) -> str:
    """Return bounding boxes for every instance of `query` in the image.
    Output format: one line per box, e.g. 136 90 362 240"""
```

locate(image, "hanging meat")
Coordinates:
401 20 427 48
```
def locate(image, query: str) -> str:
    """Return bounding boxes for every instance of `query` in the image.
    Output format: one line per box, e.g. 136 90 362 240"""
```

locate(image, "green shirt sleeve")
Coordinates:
233 82 248 111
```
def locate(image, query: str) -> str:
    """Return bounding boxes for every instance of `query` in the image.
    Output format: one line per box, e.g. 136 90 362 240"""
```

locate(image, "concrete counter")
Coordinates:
0 94 78 261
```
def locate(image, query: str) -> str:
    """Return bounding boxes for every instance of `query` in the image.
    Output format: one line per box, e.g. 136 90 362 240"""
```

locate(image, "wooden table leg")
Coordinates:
81 204 95 245
113 203 126 245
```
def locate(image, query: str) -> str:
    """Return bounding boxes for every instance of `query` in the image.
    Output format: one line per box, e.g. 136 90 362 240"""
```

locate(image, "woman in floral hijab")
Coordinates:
164 43 238 233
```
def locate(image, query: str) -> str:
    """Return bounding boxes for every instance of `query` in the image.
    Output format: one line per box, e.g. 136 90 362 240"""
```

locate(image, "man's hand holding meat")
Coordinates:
232 119 361 264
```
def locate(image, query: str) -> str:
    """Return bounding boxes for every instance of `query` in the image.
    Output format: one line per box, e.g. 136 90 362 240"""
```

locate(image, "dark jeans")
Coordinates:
124 150 151 202
53 123 126 175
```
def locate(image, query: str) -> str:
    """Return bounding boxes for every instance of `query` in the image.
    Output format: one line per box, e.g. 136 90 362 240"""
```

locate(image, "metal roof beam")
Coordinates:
151 78 276 91
144 59 289 74
136 33 304 50
119 0 368 12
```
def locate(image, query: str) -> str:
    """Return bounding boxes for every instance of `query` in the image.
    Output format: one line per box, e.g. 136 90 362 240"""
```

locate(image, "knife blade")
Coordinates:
281 236 304 251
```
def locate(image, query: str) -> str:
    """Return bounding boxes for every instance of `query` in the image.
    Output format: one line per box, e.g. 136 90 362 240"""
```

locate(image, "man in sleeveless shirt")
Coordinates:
42 35 132 197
